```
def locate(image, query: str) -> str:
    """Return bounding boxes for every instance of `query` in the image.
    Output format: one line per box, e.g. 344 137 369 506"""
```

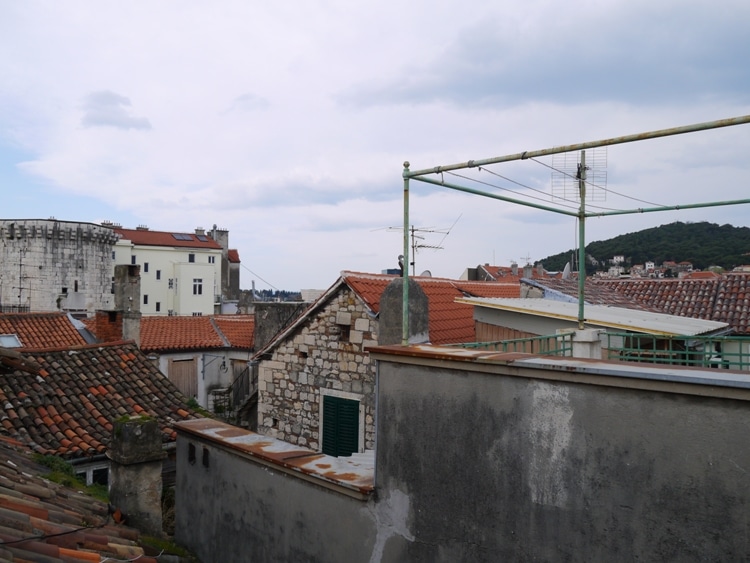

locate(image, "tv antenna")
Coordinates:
551 147 607 202
378 214 461 275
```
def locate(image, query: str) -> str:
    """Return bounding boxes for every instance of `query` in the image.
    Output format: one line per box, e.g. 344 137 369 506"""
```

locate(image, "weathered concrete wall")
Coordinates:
175 348 750 561
174 434 378 562
0 219 117 313
374 351 750 561
253 302 310 351
257 287 378 451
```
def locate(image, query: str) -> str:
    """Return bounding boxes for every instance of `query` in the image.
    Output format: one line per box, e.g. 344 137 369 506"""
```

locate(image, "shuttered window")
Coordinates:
322 395 359 457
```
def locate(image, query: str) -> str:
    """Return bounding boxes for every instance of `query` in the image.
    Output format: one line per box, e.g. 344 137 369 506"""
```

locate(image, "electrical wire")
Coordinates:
475 165 628 213
444 171 582 213
0 519 108 545
528 156 668 208
240 263 278 291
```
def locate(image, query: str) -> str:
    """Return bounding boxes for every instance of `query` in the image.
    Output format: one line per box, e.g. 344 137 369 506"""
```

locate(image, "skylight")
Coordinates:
172 233 193 241
0 334 22 348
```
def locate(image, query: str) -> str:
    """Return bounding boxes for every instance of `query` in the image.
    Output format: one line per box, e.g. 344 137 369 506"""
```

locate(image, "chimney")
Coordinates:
136 225 149 231
536 263 544 277
195 227 205 236
113 264 142 346
107 416 166 536
511 262 518 276
94 310 123 343
378 278 429 345
523 264 533 279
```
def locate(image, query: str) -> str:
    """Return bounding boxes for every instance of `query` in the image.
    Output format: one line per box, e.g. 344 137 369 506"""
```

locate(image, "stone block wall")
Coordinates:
0 220 117 313
258 287 378 451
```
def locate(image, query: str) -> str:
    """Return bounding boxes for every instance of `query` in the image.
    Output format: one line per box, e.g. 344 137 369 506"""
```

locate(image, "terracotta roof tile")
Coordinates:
345 271 520 345
538 273 750 334
114 227 222 249
0 440 166 561
139 316 224 352
0 313 87 350
227 248 241 263
0 342 199 459
137 315 254 353
213 315 254 349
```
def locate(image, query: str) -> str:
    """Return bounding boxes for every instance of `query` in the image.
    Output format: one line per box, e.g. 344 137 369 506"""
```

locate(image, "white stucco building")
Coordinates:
112 225 224 316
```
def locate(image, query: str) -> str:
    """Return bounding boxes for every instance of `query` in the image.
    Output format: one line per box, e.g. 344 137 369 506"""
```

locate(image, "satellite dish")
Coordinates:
562 262 571 280
419 270 432 277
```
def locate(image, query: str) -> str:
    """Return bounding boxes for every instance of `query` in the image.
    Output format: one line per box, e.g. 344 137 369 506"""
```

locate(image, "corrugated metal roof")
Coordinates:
456 297 729 336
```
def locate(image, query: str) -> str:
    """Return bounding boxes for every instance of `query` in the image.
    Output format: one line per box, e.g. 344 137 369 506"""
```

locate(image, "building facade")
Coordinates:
112 225 225 316
0 219 117 314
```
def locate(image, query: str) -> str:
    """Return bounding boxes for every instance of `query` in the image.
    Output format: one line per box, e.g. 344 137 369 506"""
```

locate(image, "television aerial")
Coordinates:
551 147 608 202
376 214 461 276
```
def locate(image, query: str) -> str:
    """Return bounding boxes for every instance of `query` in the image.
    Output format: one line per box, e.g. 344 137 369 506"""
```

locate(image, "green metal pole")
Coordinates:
578 151 586 329
402 162 411 346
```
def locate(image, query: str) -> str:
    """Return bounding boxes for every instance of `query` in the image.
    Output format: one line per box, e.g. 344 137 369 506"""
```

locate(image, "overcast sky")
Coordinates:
2 1 749 291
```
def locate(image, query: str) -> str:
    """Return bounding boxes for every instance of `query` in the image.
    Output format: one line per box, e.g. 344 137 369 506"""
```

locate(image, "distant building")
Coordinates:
111 224 239 316
0 219 118 314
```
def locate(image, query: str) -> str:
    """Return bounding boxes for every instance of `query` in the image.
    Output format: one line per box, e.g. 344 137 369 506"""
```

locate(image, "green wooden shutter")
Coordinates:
322 395 359 457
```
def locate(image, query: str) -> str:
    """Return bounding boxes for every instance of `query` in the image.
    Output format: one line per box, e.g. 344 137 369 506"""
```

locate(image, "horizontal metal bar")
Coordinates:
405 114 750 178
586 198 750 218
410 174 579 217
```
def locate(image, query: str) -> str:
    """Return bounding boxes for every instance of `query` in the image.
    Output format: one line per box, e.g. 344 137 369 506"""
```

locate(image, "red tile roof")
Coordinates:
140 316 225 353
0 312 88 350
477 264 559 281
259 271 521 352
227 248 241 263
0 342 198 459
0 439 163 561
525 278 666 312
114 227 222 249
345 272 519 344
536 273 750 334
214 315 255 348
138 315 254 353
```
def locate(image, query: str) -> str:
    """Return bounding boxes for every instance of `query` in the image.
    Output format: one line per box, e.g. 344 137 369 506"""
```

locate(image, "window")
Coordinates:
131 255 136 265
168 279 174 289
321 395 360 457
0 335 21 348
339 325 351 342
143 295 149 305
208 256 216 264
155 302 161 312
112 251 116 259
144 262 149 273
74 280 79 292
192 312 203 317
156 270 161 280
188 253 195 263
193 278 203 295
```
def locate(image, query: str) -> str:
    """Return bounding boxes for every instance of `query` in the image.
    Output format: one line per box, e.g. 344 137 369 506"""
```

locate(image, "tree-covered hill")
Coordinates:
540 222 750 273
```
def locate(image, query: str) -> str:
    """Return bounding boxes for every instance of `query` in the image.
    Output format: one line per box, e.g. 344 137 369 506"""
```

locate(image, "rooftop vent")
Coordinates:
136 225 149 231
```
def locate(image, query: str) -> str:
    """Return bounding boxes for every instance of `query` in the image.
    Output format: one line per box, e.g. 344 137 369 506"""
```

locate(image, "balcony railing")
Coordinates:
454 332 575 356
603 332 750 371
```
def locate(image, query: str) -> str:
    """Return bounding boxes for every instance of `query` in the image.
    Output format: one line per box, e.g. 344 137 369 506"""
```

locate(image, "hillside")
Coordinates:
540 222 750 273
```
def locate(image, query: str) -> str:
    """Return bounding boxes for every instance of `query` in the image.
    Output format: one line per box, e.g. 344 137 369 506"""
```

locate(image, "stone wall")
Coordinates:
0 219 117 313
258 287 378 451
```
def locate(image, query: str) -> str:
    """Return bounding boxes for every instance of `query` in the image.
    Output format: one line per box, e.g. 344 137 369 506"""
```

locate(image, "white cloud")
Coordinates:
81 91 152 130
1 0 750 290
